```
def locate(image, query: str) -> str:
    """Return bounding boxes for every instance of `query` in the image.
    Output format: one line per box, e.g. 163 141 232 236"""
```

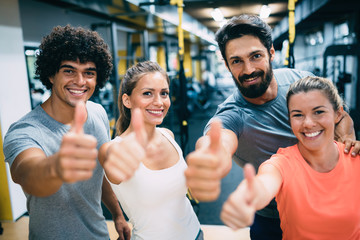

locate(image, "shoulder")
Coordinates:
86 101 106 113
86 101 108 122
274 68 314 84
335 141 359 162
207 94 245 135
263 145 299 172
3 110 45 166
5 108 43 136
157 128 175 139
111 136 123 142
214 92 245 121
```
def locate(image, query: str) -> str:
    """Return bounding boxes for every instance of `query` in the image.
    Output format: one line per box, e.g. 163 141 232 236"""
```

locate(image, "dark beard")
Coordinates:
233 66 273 99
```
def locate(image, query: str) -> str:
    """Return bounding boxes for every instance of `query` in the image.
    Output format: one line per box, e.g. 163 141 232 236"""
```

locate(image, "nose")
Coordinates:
303 115 316 128
242 60 255 75
153 94 163 106
74 73 86 85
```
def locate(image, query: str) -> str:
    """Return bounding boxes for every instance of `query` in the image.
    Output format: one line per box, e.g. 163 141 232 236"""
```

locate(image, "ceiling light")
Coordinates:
25 49 36 56
259 5 271 19
211 8 224 22
208 45 217 51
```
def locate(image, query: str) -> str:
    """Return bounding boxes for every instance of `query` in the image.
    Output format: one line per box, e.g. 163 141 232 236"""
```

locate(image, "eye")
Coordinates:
291 113 303 118
230 59 240 65
142 91 152 96
161 91 169 97
84 71 96 77
252 54 262 60
63 69 74 74
314 110 324 115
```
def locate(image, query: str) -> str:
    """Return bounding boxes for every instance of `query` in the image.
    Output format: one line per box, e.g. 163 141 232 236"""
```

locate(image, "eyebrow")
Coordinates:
59 64 97 71
290 105 326 113
141 87 169 91
228 50 265 60
313 106 326 110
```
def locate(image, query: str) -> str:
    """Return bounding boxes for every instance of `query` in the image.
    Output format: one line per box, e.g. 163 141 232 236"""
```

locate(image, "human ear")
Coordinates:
335 106 344 124
270 45 275 61
122 94 131 109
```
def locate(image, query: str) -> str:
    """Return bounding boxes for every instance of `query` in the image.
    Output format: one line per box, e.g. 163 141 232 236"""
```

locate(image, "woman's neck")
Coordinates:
298 141 339 173
123 123 156 140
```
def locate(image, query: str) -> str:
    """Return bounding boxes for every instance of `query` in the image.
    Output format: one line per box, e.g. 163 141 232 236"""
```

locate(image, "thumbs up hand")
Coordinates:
55 102 98 183
70 100 87 134
221 164 257 229
185 120 228 201
103 108 147 184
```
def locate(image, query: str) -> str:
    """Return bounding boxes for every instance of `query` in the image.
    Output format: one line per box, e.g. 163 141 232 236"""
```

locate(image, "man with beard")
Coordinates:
184 14 356 240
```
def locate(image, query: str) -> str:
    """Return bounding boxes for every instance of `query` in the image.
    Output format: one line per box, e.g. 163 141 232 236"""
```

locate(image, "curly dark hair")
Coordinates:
35 25 113 90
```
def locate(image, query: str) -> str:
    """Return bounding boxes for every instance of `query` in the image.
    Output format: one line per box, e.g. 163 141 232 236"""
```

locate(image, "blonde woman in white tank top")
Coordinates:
99 61 202 240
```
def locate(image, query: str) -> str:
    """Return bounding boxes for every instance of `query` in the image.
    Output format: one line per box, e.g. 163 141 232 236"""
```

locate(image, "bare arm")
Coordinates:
185 121 238 201
194 127 238 177
10 102 98 197
221 163 282 229
11 148 63 196
99 109 146 184
101 178 131 240
335 111 356 142
334 111 360 156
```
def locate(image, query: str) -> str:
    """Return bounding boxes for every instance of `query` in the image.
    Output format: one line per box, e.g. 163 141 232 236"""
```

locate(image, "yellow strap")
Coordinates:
0 124 13 220
187 188 199 204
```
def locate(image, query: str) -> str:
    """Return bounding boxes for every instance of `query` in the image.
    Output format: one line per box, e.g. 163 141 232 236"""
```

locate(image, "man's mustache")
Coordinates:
238 71 264 82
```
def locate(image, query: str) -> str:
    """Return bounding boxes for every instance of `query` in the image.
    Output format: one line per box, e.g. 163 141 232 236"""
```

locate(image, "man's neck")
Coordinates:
242 77 278 105
41 97 76 125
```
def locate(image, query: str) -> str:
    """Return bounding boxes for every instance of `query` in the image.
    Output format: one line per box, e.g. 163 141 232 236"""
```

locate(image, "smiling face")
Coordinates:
225 35 275 99
49 60 97 108
123 71 170 128
288 90 342 152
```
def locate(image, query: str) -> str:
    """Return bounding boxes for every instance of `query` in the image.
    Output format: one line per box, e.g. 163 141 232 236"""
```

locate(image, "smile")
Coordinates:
244 76 258 82
147 110 163 115
68 89 87 95
303 131 321 138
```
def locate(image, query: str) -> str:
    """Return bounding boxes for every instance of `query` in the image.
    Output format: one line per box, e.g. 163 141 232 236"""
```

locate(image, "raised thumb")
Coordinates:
209 119 222 153
131 108 147 147
71 101 87 134
244 163 256 196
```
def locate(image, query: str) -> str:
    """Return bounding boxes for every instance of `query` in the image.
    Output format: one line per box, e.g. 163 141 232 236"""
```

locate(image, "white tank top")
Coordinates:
108 128 200 240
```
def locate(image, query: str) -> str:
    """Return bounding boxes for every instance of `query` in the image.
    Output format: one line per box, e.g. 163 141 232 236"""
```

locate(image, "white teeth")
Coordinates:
148 110 162 114
69 89 84 94
245 77 256 82
304 131 321 137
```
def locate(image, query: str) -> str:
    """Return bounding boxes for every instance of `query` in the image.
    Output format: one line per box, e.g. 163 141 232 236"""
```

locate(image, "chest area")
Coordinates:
278 163 360 236
142 134 179 170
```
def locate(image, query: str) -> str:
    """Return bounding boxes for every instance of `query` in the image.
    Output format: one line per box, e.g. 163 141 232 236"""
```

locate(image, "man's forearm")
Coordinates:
101 177 124 218
11 149 63 197
335 111 356 142
195 129 238 177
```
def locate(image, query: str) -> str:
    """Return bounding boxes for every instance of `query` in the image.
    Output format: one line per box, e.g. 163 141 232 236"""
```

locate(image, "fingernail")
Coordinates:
352 152 356 157
344 149 348 153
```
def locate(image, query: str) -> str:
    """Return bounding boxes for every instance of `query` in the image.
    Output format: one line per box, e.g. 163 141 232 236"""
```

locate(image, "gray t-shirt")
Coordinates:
206 68 313 218
4 101 110 240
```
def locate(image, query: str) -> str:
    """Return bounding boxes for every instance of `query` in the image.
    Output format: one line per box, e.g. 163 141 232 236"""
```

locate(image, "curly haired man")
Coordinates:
3 25 130 240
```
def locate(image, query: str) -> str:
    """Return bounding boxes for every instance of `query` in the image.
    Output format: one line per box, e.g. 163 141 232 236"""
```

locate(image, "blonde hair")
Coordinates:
286 76 343 112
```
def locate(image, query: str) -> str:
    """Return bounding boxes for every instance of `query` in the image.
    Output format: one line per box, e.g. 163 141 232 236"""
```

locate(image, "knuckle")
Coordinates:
89 159 97 169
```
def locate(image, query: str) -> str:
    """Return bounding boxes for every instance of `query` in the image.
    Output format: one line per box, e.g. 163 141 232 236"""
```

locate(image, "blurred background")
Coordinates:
1 0 360 229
